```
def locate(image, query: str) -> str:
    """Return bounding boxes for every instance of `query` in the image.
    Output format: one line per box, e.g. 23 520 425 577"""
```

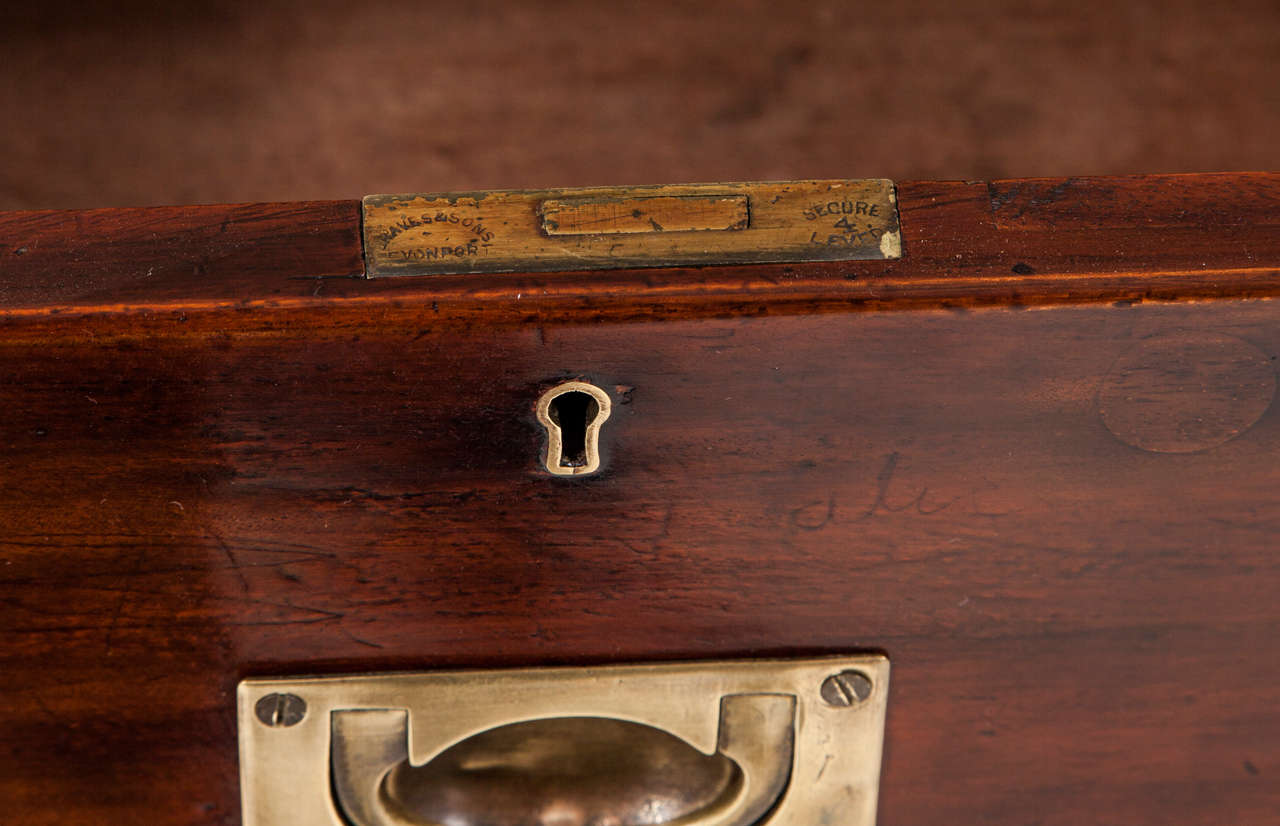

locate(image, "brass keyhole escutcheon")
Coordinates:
536 381 611 476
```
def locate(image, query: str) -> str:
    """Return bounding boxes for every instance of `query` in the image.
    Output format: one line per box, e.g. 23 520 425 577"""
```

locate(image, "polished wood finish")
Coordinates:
0 200 363 308
1 174 1277 824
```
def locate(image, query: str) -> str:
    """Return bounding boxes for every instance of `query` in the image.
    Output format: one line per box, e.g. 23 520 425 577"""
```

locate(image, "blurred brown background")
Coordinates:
1 0 1277 209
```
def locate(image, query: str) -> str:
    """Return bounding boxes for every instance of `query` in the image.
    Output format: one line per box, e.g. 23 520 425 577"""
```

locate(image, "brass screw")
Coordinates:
820 671 873 707
255 693 307 727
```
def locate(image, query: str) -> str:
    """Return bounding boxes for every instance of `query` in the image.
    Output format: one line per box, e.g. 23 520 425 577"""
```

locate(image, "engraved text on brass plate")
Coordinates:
362 179 901 277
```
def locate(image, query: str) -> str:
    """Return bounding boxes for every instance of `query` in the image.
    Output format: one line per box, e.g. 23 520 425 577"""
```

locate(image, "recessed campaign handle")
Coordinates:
331 694 795 826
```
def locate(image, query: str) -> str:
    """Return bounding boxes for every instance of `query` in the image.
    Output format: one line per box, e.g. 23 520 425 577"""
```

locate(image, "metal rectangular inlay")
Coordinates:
362 179 900 277
540 194 750 236
238 656 890 826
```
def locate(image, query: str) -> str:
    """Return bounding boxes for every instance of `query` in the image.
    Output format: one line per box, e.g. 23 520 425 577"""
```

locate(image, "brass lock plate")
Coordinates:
238 656 890 826
362 179 901 276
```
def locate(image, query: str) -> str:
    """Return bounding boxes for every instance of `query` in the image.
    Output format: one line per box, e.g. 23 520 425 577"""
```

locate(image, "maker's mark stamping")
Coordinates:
362 179 900 277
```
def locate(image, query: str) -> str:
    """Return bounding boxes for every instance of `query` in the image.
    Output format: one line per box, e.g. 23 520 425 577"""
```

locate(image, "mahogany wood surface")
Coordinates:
0 174 1277 824
0 200 364 309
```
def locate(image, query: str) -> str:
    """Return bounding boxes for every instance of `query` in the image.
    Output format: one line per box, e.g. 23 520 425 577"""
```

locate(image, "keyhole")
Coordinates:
536 381 612 476
549 392 597 467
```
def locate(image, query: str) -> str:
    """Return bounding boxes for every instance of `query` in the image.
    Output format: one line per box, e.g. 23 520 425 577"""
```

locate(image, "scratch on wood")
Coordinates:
857 452 954 520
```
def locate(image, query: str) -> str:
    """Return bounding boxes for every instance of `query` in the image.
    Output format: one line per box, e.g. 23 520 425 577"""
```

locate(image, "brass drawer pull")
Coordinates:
331 694 794 826
238 657 889 826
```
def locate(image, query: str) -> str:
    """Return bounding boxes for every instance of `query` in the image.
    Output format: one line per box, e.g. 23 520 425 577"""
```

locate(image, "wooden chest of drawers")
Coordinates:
1 173 1277 824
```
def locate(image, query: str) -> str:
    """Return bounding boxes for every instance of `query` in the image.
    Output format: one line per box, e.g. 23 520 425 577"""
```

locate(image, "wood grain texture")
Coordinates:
0 175 1278 825
0 200 364 308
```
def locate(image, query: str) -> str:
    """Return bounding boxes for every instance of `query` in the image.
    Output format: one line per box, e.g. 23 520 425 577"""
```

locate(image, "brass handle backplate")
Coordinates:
238 657 889 826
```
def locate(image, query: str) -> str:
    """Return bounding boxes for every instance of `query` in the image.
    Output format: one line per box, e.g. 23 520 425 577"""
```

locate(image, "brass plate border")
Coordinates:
238 656 890 826
362 179 901 277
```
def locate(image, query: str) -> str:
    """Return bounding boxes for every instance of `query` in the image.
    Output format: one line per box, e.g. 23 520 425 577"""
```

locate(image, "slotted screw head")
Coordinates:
255 693 307 727
820 670 873 707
